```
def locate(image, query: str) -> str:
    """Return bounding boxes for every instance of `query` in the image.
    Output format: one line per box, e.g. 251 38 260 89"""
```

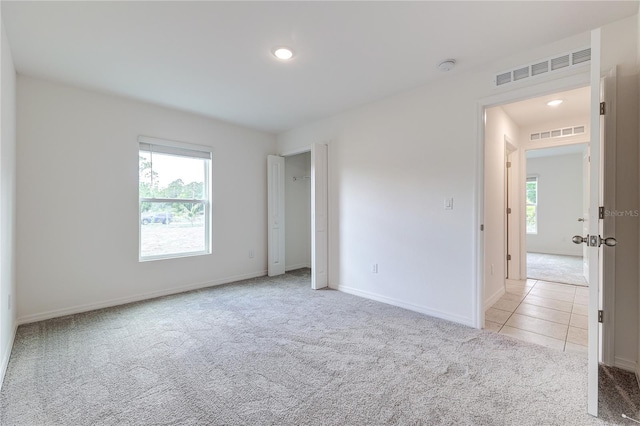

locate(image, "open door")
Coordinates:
311 143 328 289
267 155 285 277
582 148 590 282
580 28 616 417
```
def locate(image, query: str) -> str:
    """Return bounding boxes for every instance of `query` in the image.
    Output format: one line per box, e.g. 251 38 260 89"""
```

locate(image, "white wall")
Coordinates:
284 152 311 270
0 17 17 387
484 106 521 307
526 153 584 256
601 15 640 371
278 28 594 326
277 17 639 366
16 76 277 323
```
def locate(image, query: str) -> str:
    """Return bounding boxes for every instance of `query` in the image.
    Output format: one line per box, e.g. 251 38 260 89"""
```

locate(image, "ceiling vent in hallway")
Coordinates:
530 125 586 141
494 47 591 88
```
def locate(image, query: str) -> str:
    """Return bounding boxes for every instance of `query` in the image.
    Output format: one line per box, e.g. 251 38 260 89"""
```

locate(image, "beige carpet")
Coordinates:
527 252 588 286
0 269 635 424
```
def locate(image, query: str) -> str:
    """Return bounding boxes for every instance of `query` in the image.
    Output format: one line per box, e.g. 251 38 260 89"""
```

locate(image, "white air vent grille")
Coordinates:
531 61 548 76
572 48 591 65
550 54 570 71
530 125 587 141
494 47 591 88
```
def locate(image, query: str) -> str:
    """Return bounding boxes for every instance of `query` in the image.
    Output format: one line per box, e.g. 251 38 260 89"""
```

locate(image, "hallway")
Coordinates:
485 278 588 354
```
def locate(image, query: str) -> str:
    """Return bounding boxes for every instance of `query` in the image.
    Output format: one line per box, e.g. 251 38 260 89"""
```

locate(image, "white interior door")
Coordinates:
267 155 285 277
582 148 590 282
586 28 605 417
311 143 328 289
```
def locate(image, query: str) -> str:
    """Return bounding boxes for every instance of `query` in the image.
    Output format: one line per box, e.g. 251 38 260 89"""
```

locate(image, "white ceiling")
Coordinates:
3 1 638 133
501 86 591 128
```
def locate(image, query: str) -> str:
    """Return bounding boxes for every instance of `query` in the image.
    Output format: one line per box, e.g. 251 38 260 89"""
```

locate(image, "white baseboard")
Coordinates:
0 322 17 391
614 356 636 372
527 250 582 257
335 284 474 327
485 286 506 310
285 263 311 272
16 270 268 325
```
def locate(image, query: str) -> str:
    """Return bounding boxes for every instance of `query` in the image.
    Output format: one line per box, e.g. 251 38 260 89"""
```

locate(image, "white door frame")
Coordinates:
475 72 591 329
477 31 615 418
276 144 330 289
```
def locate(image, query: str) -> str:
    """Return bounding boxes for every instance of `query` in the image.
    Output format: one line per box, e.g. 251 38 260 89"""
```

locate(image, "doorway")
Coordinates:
267 143 329 289
482 86 593 354
284 152 312 272
525 144 589 286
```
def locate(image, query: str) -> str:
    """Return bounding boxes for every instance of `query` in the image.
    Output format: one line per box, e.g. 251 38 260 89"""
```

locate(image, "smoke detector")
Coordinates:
438 59 456 72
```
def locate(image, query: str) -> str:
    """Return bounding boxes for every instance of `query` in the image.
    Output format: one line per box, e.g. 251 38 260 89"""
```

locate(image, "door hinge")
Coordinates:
600 102 606 115
507 207 512 214
506 161 512 168
598 310 604 323
507 254 512 261
480 224 484 231
599 206 605 220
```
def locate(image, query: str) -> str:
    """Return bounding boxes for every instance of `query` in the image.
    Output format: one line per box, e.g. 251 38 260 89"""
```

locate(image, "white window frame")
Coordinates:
526 175 538 235
138 136 212 261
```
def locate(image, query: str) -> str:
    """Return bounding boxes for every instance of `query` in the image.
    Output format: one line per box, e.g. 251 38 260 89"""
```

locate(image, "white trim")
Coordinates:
527 249 584 257
614 356 636 373
336 285 474 327
473 102 485 329
285 263 311 272
16 270 267 325
138 135 213 156
280 146 311 157
0 323 17 391
601 67 617 368
485 286 506 311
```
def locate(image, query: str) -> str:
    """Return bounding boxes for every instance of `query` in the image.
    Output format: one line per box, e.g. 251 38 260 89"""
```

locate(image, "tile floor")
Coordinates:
485 278 588 354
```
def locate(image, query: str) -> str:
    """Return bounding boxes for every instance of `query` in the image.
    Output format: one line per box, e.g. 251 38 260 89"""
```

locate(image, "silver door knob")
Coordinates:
572 235 588 244
577 218 585 222
600 237 617 247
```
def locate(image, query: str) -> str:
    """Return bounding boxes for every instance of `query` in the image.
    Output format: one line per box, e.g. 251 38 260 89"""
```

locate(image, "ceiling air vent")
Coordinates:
572 48 591 65
551 54 570 71
496 72 512 86
530 124 587 141
531 61 548 76
494 47 591 88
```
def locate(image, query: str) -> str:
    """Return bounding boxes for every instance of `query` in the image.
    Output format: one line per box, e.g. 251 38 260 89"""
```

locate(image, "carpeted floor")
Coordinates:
0 269 637 425
528 252 588 286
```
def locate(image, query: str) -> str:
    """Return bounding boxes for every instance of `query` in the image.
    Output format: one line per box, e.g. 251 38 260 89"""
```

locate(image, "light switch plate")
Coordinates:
444 197 454 210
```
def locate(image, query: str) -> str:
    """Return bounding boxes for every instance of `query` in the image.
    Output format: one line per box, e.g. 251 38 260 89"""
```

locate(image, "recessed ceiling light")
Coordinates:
546 99 563 107
273 47 294 60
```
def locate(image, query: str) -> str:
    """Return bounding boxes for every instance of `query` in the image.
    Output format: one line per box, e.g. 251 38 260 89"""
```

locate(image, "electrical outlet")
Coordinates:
372 264 378 274
249 249 255 259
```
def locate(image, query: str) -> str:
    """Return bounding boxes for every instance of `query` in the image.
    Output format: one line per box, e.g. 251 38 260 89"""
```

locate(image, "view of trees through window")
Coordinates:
139 148 210 259
526 177 538 234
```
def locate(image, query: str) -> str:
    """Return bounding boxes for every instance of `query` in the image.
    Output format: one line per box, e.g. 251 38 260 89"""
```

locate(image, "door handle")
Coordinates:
572 235 588 244
577 218 585 222
572 235 617 247
600 237 617 247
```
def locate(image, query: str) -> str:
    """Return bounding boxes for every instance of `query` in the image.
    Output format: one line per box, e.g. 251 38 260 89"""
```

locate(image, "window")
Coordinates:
526 176 538 234
139 136 211 260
